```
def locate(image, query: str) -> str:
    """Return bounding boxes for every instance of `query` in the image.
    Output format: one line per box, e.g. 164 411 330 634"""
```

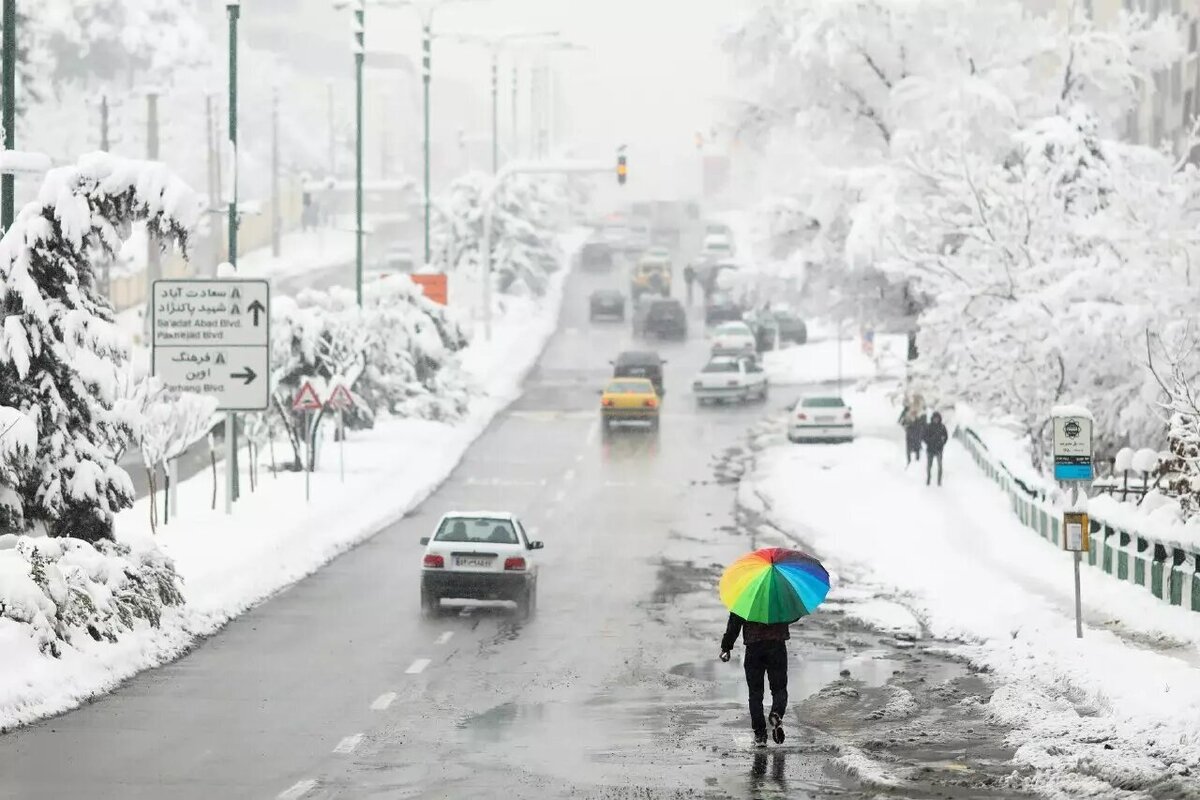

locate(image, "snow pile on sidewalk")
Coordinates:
763 332 907 387
0 231 584 731
745 386 1200 797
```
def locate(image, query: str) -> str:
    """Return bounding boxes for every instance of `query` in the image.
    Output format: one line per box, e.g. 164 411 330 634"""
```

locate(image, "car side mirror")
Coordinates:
596 389 604 395
529 540 545 550
419 537 430 545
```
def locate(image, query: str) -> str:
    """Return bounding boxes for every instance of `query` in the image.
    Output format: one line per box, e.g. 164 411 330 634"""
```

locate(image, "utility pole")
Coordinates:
206 94 220 275
226 0 241 510
271 87 281 258
146 92 161 291
327 80 336 179
100 95 110 150
422 18 432 266
511 62 519 160
1 0 16 233
354 0 365 306
491 52 499 173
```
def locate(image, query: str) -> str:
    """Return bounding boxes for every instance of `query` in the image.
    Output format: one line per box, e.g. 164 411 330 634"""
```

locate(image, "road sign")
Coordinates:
410 273 447 305
1053 413 1094 481
326 384 355 411
1063 511 1090 552
151 279 270 411
292 381 323 412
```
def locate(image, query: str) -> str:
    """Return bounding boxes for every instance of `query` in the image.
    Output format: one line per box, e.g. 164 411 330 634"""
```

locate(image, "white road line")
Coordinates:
553 488 567 504
277 780 317 800
585 421 599 445
575 453 584 463
545 507 557 519
563 468 576 482
435 631 454 645
370 692 396 711
333 733 364 754
405 658 432 675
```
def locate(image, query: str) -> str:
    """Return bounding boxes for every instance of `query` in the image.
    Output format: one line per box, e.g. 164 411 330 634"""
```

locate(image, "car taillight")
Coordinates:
504 557 527 571
844 411 852 420
423 554 444 568
602 397 614 407
796 413 808 420
644 397 658 408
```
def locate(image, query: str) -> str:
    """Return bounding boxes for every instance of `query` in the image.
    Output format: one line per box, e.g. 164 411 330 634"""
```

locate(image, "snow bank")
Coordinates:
0 230 585 731
762 332 907 387
748 386 1200 796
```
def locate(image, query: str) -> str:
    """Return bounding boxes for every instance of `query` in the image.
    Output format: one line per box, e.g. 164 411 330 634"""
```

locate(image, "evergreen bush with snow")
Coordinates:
0 153 197 542
431 171 567 297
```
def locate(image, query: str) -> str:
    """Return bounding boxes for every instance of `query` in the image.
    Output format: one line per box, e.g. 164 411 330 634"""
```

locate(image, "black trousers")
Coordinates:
927 450 943 485
744 641 788 733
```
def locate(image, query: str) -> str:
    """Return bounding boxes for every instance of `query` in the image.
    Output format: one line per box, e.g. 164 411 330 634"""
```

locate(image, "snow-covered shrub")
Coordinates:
0 153 197 542
0 534 183 658
268 278 470 470
431 171 566 297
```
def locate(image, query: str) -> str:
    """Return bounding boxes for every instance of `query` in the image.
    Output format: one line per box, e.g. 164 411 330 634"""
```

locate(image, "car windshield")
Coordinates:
702 360 740 373
607 380 654 394
434 517 519 545
716 323 750 335
801 397 845 408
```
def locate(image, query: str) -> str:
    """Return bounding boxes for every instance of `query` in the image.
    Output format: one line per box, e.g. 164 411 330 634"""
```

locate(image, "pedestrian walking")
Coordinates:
721 613 790 747
683 263 697 306
924 411 949 486
899 400 925 466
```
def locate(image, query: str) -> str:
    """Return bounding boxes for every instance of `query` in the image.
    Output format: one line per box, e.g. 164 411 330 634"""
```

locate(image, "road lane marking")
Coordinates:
277 780 317 800
563 468 576 482
553 488 567 503
333 734 364 754
405 658 432 674
436 631 454 645
585 420 599 445
370 692 396 711
575 453 584 463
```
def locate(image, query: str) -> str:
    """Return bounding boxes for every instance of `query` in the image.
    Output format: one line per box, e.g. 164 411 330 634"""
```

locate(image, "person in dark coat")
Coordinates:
721 613 791 746
899 403 925 466
683 264 697 305
924 411 949 486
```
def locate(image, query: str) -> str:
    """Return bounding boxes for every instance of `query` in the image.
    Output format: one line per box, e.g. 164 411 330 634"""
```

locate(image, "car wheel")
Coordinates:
649 417 660 432
420 587 440 617
758 385 770 402
516 585 535 619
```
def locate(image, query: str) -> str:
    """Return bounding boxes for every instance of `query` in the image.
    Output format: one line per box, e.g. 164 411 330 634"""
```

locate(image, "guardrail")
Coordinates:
956 427 1200 613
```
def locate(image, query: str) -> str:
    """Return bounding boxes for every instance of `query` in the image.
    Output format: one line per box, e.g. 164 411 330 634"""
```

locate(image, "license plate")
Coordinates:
816 416 834 423
455 557 493 568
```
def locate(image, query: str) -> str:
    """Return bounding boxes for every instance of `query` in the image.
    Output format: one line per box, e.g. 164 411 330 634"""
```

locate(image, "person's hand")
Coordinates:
719 650 731 663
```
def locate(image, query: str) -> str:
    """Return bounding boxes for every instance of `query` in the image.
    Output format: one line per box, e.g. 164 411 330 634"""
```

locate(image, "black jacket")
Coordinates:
924 420 949 454
721 613 790 652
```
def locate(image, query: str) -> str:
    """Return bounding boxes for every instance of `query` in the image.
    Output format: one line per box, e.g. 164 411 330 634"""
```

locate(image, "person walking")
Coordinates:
899 401 925 467
720 612 790 747
683 263 697 306
924 411 949 486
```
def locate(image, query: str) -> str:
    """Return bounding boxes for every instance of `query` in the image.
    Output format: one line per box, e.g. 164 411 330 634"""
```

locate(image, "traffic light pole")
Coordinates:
1 0 16 234
480 158 621 340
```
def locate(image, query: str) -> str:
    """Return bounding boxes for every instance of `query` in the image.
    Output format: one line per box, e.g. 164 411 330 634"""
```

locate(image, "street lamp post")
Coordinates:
1 0 17 233
354 0 365 306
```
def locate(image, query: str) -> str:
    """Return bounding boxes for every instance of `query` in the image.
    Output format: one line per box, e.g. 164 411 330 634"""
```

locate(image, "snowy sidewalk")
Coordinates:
745 386 1200 797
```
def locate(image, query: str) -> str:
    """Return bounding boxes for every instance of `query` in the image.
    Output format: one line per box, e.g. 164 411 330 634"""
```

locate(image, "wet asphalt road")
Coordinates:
0 249 1028 799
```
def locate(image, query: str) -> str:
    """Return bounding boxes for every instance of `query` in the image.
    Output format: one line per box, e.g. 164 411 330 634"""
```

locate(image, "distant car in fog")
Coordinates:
633 297 687 340
700 233 734 260
710 321 756 355
384 244 416 273
772 310 808 345
589 288 626 322
788 396 854 443
704 292 743 326
611 350 666 396
581 241 615 271
692 354 768 405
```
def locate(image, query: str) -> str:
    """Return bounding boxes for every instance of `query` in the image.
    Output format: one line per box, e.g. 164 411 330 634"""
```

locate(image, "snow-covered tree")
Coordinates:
432 171 567 297
0 153 198 542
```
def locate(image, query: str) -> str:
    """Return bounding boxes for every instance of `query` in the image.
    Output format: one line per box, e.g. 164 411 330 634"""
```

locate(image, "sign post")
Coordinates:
292 381 323 502
325 382 355 484
151 279 270 515
1052 405 1094 639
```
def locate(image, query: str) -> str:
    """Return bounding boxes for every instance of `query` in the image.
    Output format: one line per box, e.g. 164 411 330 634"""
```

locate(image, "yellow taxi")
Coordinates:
600 377 660 431
630 256 672 300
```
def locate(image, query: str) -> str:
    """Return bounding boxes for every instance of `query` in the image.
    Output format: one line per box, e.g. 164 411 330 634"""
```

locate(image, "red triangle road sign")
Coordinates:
292 381 323 411
326 384 355 411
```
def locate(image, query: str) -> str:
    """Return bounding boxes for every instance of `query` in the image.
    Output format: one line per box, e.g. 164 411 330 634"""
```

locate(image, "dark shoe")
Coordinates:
753 731 768 747
769 712 785 744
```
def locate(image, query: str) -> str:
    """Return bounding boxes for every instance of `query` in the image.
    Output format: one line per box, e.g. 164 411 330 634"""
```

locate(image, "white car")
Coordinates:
710 321 757 355
701 233 734 259
788 396 855 443
419 511 543 617
693 355 768 404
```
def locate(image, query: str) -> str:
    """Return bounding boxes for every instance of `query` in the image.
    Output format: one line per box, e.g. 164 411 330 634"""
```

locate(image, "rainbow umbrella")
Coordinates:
719 547 831 624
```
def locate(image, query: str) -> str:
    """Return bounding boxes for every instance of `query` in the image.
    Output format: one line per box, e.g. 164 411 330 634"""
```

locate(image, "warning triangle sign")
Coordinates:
326 384 355 410
292 381 323 411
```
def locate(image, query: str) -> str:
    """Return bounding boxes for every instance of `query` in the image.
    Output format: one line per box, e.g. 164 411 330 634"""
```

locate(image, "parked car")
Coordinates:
599 376 660 432
692 354 768 404
589 289 626 322
634 297 688 340
745 310 781 352
704 291 744 326
788 396 855 443
419 512 543 617
581 241 615 271
710 321 757 355
700 232 734 259
611 350 666 396
773 310 808 344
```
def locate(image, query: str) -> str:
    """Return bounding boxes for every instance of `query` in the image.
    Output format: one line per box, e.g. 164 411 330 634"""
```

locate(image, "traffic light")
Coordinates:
617 153 627 185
